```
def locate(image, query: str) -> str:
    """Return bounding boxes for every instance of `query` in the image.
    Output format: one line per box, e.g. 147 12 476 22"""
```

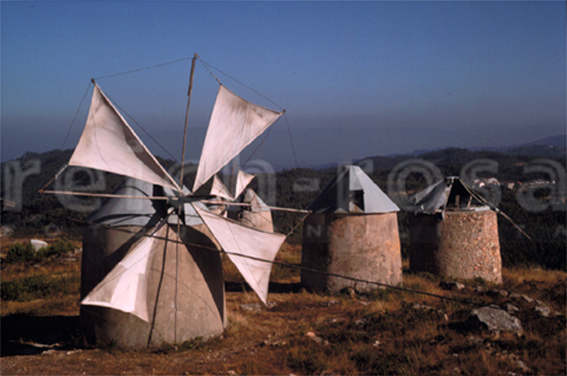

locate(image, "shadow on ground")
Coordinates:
2 283 302 357
1 314 81 357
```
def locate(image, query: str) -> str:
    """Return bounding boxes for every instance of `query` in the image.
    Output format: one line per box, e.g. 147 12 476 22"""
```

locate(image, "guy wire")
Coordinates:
197 56 296 168
197 57 284 111
103 91 179 162
93 57 193 80
284 113 299 168
21 204 504 310
60 82 93 151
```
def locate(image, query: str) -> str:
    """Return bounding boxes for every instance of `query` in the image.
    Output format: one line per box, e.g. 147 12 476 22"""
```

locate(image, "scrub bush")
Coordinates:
4 240 74 264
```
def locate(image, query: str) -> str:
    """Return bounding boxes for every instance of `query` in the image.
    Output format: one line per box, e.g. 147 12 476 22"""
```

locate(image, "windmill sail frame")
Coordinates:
68 82 181 192
47 55 292 348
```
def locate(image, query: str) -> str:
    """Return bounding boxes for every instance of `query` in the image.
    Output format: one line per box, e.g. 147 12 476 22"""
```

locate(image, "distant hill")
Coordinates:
403 134 566 160
1 145 564 270
503 134 566 158
522 134 566 148
357 145 565 182
2 139 564 219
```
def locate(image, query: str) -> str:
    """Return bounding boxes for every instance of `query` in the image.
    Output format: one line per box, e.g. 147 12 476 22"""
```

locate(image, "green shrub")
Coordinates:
4 240 75 264
5 243 37 263
39 239 74 259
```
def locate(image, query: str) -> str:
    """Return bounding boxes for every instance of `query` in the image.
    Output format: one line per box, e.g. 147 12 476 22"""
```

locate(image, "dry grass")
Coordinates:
1 253 81 316
222 242 302 285
1 238 565 375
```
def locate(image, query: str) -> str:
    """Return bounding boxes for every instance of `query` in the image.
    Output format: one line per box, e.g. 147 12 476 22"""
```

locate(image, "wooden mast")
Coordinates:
174 53 198 343
179 53 198 189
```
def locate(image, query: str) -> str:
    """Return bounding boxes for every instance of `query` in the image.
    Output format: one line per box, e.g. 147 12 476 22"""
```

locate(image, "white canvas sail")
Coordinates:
240 189 274 233
234 170 255 199
81 225 167 322
193 204 285 305
210 175 234 201
193 85 284 193
69 83 181 192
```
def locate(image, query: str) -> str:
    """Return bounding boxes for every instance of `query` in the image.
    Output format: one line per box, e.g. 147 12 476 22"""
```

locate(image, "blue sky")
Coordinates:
2 1 565 167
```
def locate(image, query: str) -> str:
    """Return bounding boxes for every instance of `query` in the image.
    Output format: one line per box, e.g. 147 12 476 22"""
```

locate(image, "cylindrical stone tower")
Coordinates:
408 177 502 284
302 212 402 292
301 165 402 293
409 208 502 284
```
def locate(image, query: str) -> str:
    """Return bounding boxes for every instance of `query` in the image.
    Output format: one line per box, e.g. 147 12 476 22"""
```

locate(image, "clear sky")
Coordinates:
2 1 565 167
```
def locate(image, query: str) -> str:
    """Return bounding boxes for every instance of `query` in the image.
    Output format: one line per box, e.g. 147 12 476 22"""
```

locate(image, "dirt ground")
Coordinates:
1 290 311 375
1 239 565 375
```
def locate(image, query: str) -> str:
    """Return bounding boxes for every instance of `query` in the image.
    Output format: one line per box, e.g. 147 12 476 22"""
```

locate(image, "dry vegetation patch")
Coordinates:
1 239 565 375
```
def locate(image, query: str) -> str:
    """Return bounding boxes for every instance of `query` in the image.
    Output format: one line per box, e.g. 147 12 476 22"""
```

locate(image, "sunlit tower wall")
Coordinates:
301 165 402 293
408 177 502 284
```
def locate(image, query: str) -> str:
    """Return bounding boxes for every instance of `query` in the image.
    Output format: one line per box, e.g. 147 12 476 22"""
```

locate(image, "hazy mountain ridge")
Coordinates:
3 122 563 170
392 134 566 159
1 141 565 271
2 134 564 197
3 138 564 217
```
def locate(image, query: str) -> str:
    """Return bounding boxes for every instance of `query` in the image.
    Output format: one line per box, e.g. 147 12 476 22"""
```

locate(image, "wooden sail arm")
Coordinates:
41 190 170 200
38 164 68 194
200 199 311 213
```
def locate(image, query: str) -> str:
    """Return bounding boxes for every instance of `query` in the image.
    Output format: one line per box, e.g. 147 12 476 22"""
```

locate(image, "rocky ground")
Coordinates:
1 240 565 375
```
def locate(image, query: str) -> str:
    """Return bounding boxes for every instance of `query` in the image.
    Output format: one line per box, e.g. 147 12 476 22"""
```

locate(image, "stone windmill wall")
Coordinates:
409 209 502 283
301 165 402 293
408 177 502 284
302 212 402 293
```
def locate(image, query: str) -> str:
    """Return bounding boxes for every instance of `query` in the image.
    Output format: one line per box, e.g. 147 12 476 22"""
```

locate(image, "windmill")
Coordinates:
406 176 526 284
41 54 295 347
301 165 402 293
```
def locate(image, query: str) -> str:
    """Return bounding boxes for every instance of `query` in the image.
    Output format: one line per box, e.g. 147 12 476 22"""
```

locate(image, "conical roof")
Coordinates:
411 176 487 214
308 165 399 214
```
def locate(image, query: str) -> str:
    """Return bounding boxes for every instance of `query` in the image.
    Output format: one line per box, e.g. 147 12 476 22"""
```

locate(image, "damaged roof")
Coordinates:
411 176 488 214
